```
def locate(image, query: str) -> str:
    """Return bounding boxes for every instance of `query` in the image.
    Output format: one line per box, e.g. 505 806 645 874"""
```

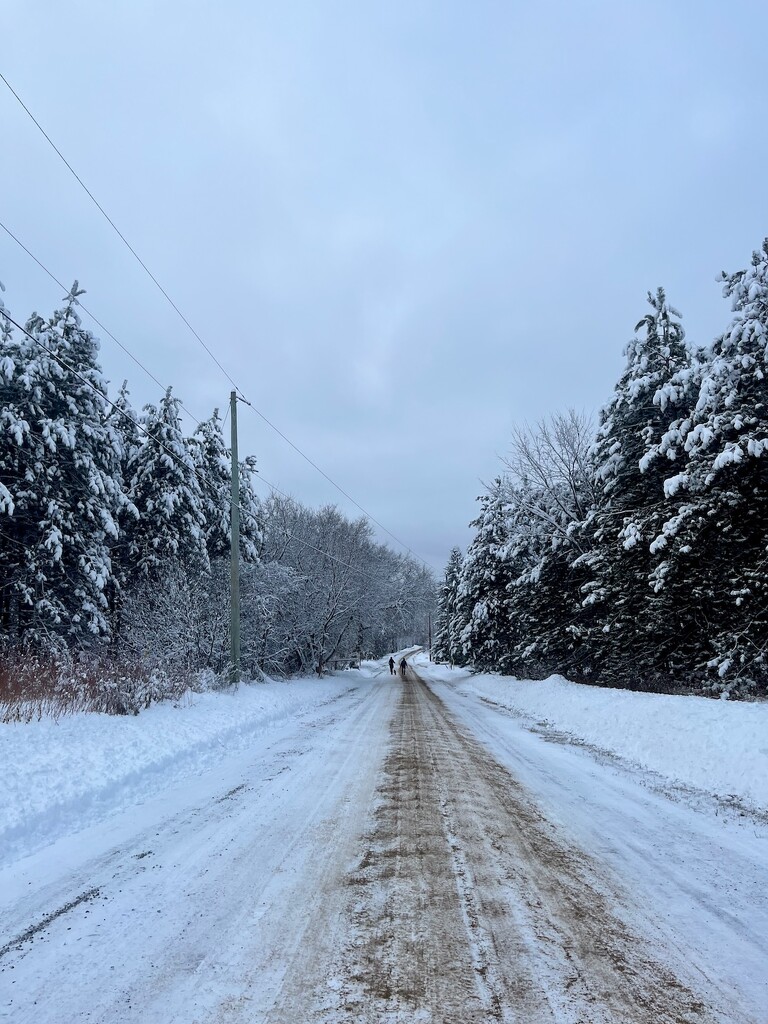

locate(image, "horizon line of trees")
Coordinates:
0 284 435 685
435 237 768 698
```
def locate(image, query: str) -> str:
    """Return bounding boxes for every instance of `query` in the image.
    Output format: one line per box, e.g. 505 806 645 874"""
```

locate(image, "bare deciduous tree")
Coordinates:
501 409 597 552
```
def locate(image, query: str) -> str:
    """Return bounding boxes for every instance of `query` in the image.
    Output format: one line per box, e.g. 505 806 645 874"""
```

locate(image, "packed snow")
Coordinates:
3 654 767 874
418 654 768 813
1 656 767 1021
0 670 363 868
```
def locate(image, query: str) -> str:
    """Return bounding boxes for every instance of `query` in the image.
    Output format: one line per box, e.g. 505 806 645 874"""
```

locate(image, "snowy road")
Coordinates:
1 662 766 1022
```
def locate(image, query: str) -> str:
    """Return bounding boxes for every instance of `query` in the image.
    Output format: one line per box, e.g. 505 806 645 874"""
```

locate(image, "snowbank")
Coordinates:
7 652 766 872
0 670 366 867
418 656 768 812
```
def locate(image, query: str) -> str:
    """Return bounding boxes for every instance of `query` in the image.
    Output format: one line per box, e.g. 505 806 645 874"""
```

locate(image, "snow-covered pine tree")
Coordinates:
191 410 234 561
0 301 26 640
184 411 263 673
108 381 142 500
501 412 597 679
190 410 263 563
652 241 768 692
124 387 208 579
238 453 263 563
432 547 466 665
0 285 122 646
103 381 141 647
581 288 692 686
458 479 512 671
115 389 212 671
505 491 589 679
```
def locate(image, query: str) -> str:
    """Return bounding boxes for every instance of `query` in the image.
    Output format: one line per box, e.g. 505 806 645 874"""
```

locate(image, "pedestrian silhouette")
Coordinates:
388 656 395 675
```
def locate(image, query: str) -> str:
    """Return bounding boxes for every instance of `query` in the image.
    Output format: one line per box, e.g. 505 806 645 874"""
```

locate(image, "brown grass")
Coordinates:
0 653 197 723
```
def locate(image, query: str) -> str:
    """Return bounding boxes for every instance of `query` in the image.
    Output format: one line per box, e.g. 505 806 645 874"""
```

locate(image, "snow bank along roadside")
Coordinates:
417 655 768 813
0 670 368 868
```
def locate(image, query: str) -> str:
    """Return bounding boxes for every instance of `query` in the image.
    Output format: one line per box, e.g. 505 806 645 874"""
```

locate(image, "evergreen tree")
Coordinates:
191 410 234 561
433 547 465 665
104 381 141 646
580 289 692 685
652 240 768 691
506 493 588 679
190 410 262 564
0 285 122 646
184 410 262 673
0 302 27 640
108 381 142 494
238 453 263 563
458 480 512 670
501 413 597 679
124 387 208 580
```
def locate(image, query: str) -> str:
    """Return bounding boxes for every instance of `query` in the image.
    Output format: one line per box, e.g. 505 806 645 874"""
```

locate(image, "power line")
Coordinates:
243 402 421 560
0 72 431 570
0 218 221 435
0 306 254 528
248 466 428 570
1 219 171 400
0 214 347 563
0 71 241 398
0 309 409 585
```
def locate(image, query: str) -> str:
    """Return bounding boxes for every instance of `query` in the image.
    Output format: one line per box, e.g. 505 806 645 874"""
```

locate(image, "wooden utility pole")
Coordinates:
230 390 241 684
428 612 432 661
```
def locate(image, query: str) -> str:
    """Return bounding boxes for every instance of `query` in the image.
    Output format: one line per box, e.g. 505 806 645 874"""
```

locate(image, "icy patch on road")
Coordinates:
417 656 768 814
0 670 369 867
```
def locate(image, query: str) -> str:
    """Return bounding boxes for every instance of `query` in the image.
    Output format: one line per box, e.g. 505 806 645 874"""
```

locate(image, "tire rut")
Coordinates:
317 670 733 1023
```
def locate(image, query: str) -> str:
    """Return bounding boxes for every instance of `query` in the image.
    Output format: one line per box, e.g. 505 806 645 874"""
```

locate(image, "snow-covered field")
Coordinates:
1 656 766 1022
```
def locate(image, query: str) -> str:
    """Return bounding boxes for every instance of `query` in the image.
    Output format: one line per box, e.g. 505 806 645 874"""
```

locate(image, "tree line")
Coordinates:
435 238 768 697
0 284 434 686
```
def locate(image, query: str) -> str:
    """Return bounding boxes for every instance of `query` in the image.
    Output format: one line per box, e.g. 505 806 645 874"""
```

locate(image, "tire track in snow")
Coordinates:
312 670 734 1023
1 681 393 1024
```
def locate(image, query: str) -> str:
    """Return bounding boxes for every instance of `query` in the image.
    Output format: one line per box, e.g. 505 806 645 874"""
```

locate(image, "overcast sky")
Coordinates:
2 1 768 572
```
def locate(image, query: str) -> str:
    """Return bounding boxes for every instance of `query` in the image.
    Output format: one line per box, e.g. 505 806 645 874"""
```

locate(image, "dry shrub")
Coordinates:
0 652 212 723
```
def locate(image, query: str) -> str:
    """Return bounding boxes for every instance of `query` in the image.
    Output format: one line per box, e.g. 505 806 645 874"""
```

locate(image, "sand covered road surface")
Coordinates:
266 668 740 1023
2 662 763 1022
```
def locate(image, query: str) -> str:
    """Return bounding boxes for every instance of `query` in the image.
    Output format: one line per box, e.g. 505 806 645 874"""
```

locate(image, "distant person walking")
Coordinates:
388 656 395 675
400 657 407 679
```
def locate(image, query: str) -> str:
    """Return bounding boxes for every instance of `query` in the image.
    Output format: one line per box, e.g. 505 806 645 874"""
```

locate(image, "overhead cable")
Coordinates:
0 72 242 398
0 309 408 584
0 72 430 570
